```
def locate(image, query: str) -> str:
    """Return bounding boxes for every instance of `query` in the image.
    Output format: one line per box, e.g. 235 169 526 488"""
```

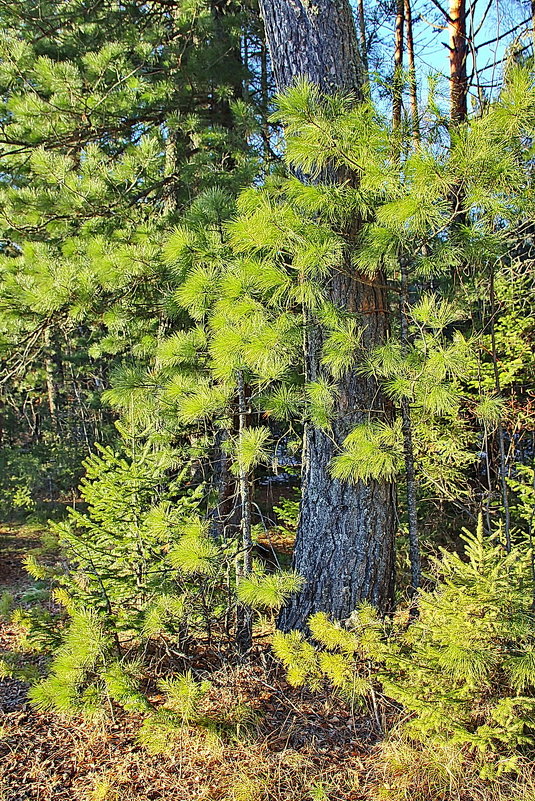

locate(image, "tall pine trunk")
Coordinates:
404 0 420 145
448 0 468 123
356 0 369 77
392 0 405 131
448 0 468 236
259 0 396 629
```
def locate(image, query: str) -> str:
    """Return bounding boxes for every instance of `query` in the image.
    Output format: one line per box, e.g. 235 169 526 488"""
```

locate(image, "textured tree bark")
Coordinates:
259 0 364 95
448 0 468 124
392 0 405 132
44 326 59 433
259 0 396 629
404 0 420 145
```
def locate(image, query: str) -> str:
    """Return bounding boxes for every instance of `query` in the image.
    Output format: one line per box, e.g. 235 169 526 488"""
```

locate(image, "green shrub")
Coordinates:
27 426 300 720
0 591 13 620
46 437 214 641
273 494 300 532
0 448 43 515
274 519 535 774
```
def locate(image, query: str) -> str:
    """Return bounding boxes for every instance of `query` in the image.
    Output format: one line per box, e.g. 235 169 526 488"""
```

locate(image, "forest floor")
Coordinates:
0 524 383 801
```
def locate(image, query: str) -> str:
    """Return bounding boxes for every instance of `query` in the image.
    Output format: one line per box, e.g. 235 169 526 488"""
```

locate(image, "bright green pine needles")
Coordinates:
274 521 535 773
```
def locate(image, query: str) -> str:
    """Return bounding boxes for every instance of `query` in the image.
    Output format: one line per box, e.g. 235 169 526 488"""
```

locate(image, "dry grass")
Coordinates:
366 736 535 801
0 523 373 801
4 661 534 801
0 690 365 801
2 524 535 801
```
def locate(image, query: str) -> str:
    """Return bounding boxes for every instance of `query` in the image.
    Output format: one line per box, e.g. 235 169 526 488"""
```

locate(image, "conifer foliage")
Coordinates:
0 0 534 796
274 521 535 774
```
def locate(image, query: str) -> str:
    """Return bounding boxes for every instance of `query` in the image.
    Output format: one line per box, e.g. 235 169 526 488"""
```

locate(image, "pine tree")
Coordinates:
274 518 535 773
258 0 397 629
0 0 264 507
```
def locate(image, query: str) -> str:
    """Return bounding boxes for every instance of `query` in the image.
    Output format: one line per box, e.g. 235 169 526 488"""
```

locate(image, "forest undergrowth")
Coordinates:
0 525 377 801
1 523 535 801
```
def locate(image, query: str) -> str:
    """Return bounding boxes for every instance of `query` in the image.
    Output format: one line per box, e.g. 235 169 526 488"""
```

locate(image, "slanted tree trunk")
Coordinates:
391 21 421 599
259 0 396 629
489 266 511 553
399 261 421 596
